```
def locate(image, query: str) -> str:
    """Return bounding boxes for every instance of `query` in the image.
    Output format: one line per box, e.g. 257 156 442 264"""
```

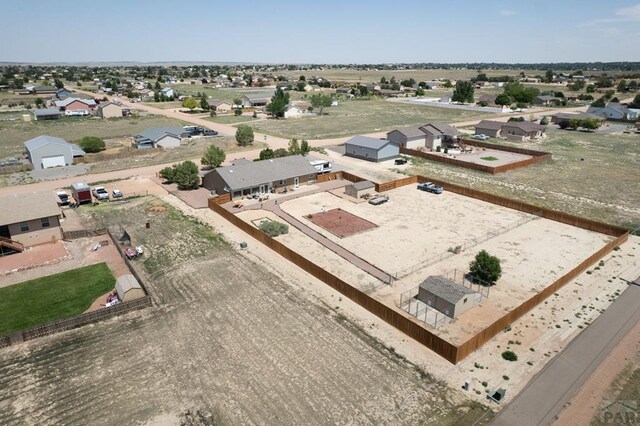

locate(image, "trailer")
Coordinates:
71 182 92 204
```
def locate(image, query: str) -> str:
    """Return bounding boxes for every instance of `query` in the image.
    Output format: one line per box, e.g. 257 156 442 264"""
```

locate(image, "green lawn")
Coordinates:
0 263 116 335
406 128 640 229
246 98 497 140
0 114 189 159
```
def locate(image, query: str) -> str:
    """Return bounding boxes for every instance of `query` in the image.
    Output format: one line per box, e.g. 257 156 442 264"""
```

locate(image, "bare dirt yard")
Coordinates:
0 196 493 425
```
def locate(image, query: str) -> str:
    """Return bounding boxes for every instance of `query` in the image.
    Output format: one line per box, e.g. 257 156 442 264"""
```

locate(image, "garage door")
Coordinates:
41 155 66 168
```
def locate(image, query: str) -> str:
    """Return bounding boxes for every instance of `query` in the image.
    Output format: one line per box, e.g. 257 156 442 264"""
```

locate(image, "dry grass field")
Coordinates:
406 128 640 230
0 197 493 425
247 98 497 140
0 114 189 159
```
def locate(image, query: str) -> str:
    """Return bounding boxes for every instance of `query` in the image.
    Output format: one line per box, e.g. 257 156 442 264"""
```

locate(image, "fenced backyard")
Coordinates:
399 288 449 329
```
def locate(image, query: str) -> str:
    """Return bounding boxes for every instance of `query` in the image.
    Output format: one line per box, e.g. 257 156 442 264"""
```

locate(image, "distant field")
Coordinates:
0 263 115 336
246 98 497 139
0 114 188 159
204 114 259 125
406 128 640 229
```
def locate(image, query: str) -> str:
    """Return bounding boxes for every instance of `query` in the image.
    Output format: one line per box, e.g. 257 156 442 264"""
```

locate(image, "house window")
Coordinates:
20 222 29 232
279 179 285 185
41 217 51 228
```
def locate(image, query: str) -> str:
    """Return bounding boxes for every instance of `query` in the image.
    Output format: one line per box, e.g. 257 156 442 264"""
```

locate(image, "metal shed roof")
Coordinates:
345 135 394 150
419 276 476 304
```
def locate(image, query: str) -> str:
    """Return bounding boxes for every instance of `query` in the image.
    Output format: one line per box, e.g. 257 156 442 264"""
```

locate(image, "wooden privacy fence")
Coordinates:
210 201 459 363
62 228 107 240
19 297 152 342
209 172 629 363
400 141 552 174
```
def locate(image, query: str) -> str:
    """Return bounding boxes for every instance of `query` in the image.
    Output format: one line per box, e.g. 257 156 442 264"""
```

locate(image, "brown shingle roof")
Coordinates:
0 191 60 226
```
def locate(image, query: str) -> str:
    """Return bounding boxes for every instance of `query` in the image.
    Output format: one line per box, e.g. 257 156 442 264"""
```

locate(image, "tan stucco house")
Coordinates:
0 191 62 252
97 101 123 118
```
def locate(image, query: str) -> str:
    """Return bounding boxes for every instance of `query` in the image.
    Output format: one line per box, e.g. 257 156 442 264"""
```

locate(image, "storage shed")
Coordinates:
344 136 399 162
345 180 375 199
417 275 476 318
115 274 145 302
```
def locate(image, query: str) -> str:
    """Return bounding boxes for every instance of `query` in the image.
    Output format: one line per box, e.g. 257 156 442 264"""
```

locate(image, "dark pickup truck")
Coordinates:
417 182 444 194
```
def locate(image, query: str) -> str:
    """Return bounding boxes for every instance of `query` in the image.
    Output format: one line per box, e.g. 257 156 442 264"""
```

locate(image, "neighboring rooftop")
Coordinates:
419 276 476 304
208 155 317 191
33 108 61 117
475 120 505 130
502 121 546 132
54 97 97 108
0 191 61 226
24 135 85 156
345 135 395 150
351 180 375 190
421 122 461 136
135 127 185 143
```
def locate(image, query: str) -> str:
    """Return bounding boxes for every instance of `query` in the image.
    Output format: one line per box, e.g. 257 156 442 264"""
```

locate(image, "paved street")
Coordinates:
492 279 640 426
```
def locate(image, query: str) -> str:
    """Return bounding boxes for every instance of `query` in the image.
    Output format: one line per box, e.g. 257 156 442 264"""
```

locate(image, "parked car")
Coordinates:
473 134 489 140
394 158 408 165
203 129 218 136
112 189 123 198
57 191 70 206
368 194 389 205
417 182 444 194
92 186 109 200
65 110 89 117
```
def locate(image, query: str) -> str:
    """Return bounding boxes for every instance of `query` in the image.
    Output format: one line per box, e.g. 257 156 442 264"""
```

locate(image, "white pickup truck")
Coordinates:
92 186 109 200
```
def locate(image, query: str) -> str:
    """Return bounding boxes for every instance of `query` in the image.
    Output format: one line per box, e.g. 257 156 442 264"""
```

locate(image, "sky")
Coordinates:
1 0 639 64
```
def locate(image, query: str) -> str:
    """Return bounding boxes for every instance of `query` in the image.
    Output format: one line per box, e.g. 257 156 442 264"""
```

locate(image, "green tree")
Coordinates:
201 145 226 169
234 108 242 116
34 97 44 107
159 166 176 183
181 97 198 111
259 148 274 160
235 125 254 146
586 84 596 93
154 80 161 90
200 98 210 111
296 81 306 91
539 116 550 125
494 93 512 106
568 119 581 130
288 138 301 155
581 118 601 131
310 93 332 115
629 93 640 109
545 69 554 83
443 79 453 88
469 250 502 285
452 80 474 104
232 97 242 107
503 81 539 104
415 87 425 96
628 80 638 91
591 97 606 107
300 139 310 156
267 87 290 118
273 148 289 157
54 79 64 89
78 136 105 153
173 161 200 190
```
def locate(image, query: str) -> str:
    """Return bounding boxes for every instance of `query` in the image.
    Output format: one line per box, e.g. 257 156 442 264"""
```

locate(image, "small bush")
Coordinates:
527 361 534 366
258 220 289 237
79 136 105 153
481 381 488 387
502 375 510 381
502 351 518 361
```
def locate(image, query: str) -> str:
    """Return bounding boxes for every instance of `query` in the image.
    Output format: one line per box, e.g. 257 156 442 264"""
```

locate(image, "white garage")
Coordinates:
41 155 66 168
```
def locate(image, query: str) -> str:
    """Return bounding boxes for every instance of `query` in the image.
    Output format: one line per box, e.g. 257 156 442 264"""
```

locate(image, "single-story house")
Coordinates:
476 94 497 106
501 121 547 141
21 85 57 95
533 95 563 106
134 127 185 149
345 180 375 199
284 104 311 118
161 87 175 98
0 191 62 250
202 155 318 198
417 275 477 318
209 99 232 114
420 123 461 150
54 97 97 112
56 87 73 99
33 108 61 121
115 274 146 302
550 112 605 126
96 101 123 118
24 135 85 170
241 93 273 108
474 120 504 138
344 136 400 162
587 102 635 120
387 126 430 149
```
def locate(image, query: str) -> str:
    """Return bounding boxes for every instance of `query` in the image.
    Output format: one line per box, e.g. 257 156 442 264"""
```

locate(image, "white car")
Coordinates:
92 186 109 200
112 189 123 198
65 109 89 117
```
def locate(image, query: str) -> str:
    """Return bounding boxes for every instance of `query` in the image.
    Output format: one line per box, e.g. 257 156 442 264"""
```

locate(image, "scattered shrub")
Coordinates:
258 220 289 237
502 351 518 361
